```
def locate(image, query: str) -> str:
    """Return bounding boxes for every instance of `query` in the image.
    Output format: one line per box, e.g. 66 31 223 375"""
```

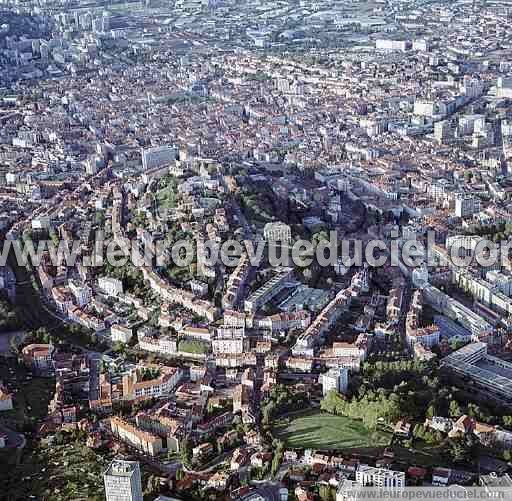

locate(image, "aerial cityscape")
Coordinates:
2 0 512 500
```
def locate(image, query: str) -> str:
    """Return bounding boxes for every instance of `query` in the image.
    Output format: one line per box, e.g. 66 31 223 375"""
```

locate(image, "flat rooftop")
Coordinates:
442 343 512 400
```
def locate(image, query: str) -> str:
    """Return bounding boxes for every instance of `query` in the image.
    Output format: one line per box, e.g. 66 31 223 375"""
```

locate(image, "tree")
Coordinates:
176 468 185 481
319 485 335 501
449 400 462 419
144 474 160 497
271 439 284 477
448 435 478 464
180 437 193 467
262 402 275 425
112 342 126 355
426 404 437 419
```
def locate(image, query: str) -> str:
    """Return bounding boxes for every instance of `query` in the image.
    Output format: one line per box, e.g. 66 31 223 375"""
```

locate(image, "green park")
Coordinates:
273 410 391 452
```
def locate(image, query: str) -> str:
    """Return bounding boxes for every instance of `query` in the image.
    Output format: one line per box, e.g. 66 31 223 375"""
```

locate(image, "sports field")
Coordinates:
273 410 391 451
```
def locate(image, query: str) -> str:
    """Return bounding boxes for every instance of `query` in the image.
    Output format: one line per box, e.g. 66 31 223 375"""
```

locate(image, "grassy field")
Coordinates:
392 445 450 469
156 185 178 210
2 438 113 501
0 357 55 432
273 410 391 452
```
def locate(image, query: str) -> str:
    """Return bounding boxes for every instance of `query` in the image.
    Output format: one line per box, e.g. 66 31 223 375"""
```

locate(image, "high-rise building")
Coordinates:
141 145 178 170
497 77 512 99
321 367 349 396
92 17 103 33
104 460 143 501
454 193 481 218
434 120 452 144
101 12 111 32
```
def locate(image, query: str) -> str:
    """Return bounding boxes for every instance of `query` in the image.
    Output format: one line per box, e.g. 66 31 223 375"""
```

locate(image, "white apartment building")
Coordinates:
141 145 178 170
98 276 123 297
426 416 454 433
497 77 512 99
356 465 406 488
434 120 452 144
122 365 182 401
263 221 291 243
68 280 92 308
109 418 163 457
189 280 209 297
159 335 178 355
104 460 143 501
412 39 429 51
423 284 493 337
137 330 177 356
332 339 370 361
454 193 481 218
486 271 512 297
407 326 440 348
446 235 483 255
375 39 410 51
429 179 452 201
321 367 349 396
111 324 133 344
212 329 248 354
414 99 447 118
244 269 293 313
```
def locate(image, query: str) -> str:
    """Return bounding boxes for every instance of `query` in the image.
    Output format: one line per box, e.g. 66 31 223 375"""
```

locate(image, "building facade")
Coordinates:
103 460 143 501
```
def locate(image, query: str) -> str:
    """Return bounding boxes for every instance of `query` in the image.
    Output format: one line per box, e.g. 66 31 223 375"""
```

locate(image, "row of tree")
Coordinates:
0 296 22 333
262 384 308 425
320 389 401 430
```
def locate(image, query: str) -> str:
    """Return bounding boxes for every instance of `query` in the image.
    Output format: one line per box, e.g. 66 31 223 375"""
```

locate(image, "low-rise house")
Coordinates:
207 471 230 490
250 451 272 469
219 430 238 450
474 421 497 446
408 466 427 484
86 431 104 449
394 419 413 438
231 448 250 471
196 411 234 436
449 415 476 438
295 485 315 501
310 453 330 466
233 384 252 413
0 385 13 411
22 344 54 371
193 442 213 458
245 430 263 447
289 467 306 482
284 450 298 463
432 467 474 486
425 416 453 433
